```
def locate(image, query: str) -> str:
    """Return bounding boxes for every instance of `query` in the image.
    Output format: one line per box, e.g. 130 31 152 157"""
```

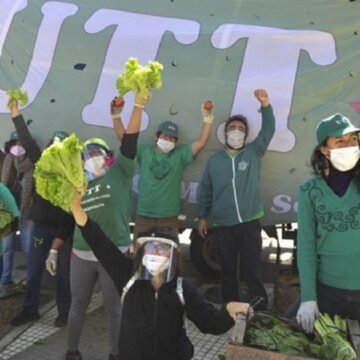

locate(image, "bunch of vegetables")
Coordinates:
6 88 28 109
244 312 320 357
314 313 357 360
115 57 163 99
0 202 14 238
34 133 85 212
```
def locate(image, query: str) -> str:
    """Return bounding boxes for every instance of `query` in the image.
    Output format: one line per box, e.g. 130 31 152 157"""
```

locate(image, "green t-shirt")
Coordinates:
136 143 194 217
73 152 134 251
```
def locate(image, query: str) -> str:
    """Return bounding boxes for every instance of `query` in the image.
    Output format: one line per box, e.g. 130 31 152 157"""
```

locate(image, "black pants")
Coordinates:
318 282 360 320
214 220 267 309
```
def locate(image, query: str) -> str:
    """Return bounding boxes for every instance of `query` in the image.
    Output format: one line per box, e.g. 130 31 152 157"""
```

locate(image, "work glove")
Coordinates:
110 96 125 119
201 100 214 124
296 300 319 333
46 249 58 276
134 91 151 108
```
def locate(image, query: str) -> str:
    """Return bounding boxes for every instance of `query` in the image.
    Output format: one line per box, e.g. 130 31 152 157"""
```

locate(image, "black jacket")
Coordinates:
12 114 74 240
80 218 234 360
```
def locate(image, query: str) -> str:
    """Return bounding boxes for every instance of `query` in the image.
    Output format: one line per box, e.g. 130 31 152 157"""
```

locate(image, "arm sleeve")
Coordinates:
197 162 213 219
12 114 42 163
54 212 75 242
183 279 234 334
296 181 318 302
120 132 139 159
251 105 276 157
79 217 133 293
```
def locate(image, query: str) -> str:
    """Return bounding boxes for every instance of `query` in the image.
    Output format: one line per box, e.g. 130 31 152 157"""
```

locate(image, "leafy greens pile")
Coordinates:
6 88 29 109
34 133 85 212
0 202 14 238
115 57 163 98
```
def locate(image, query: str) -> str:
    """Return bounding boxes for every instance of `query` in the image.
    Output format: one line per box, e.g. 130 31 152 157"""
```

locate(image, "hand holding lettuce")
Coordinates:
115 57 163 101
34 134 85 212
6 88 28 110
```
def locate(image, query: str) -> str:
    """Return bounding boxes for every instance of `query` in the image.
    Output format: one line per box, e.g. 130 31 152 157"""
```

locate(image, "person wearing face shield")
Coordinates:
6 100 73 328
70 189 252 360
197 89 275 311
58 94 149 360
295 113 360 334
112 99 213 240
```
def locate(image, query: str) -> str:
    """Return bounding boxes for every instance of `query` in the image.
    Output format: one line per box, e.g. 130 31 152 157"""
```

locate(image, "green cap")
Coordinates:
9 131 19 141
83 137 110 152
157 121 178 138
52 130 69 141
316 113 360 145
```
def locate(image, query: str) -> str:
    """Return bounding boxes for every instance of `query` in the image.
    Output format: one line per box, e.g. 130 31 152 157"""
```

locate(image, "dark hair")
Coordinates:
224 114 248 135
4 139 17 154
310 141 360 192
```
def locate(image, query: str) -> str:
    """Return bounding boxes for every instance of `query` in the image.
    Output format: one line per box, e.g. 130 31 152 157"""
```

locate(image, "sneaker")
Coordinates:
108 355 120 360
63 350 83 360
54 313 68 328
0 282 15 299
10 310 40 326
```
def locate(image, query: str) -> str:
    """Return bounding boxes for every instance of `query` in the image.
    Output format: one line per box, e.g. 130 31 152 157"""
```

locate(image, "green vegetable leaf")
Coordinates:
115 57 163 98
6 88 29 109
34 133 85 212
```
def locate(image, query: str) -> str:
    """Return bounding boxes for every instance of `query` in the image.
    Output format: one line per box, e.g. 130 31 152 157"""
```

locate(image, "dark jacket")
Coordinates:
80 218 234 360
12 114 74 240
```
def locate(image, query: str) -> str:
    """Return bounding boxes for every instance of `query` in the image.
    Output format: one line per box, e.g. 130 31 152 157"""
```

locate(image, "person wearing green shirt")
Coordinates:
296 113 360 334
112 100 213 239
197 89 275 310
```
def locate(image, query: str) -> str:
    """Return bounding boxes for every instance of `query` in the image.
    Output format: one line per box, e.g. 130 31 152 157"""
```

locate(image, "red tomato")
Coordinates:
204 100 213 111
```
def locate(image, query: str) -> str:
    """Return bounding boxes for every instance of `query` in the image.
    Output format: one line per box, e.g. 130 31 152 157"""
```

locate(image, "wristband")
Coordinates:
134 103 144 108
203 116 213 124
111 113 121 119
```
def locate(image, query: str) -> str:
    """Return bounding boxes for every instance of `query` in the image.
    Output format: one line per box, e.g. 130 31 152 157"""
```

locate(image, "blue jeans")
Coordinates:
0 215 34 285
23 221 72 315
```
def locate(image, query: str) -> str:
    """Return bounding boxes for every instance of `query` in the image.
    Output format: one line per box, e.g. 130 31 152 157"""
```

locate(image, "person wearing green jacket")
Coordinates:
197 89 275 310
296 113 360 334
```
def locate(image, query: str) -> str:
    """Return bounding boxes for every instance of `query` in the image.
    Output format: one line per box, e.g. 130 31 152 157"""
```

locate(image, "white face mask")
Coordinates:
157 138 175 153
10 145 26 157
84 156 106 178
226 130 245 149
329 146 360 172
142 254 170 276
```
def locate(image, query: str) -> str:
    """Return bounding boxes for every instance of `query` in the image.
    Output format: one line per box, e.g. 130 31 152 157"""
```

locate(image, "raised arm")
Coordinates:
191 101 214 156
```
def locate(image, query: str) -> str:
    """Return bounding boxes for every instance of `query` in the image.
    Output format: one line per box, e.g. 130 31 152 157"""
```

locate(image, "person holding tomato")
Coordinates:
197 89 275 310
112 98 213 240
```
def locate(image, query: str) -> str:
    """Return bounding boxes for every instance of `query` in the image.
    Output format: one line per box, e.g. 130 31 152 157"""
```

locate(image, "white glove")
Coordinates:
110 97 124 119
201 101 214 124
46 249 58 276
296 300 319 333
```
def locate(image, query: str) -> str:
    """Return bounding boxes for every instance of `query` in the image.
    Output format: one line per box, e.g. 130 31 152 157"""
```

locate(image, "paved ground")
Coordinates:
0 230 284 360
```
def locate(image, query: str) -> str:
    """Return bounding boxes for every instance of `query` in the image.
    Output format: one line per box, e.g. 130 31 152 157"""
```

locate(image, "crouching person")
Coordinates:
70 189 252 360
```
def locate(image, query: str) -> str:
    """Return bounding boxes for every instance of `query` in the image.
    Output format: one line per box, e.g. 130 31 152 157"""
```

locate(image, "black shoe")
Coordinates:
64 350 83 360
54 313 68 327
10 310 40 326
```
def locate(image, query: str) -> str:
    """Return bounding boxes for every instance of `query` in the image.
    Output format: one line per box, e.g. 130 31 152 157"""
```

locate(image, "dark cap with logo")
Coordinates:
316 113 360 145
157 121 178 138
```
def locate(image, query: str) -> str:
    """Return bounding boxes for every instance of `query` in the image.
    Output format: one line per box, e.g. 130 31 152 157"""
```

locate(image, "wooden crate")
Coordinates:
225 320 360 360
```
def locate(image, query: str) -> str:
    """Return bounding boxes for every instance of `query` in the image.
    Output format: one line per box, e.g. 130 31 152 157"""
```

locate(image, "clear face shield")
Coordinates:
136 237 178 283
83 147 113 182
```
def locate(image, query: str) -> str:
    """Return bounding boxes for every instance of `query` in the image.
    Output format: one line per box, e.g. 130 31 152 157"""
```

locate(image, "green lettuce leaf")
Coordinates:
6 88 29 109
115 57 163 98
34 133 85 212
